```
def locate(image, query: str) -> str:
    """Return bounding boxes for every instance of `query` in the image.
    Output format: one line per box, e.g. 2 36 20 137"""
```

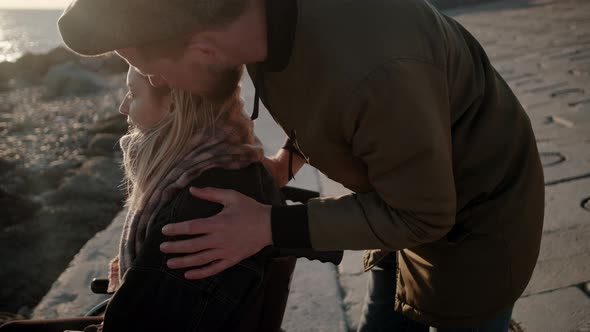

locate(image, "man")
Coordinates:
59 0 544 330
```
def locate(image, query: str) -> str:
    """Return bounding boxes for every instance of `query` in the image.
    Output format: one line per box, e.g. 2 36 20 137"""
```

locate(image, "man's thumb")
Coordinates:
189 187 234 205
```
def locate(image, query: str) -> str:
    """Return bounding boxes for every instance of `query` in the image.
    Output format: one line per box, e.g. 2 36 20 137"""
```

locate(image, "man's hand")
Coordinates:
160 187 273 279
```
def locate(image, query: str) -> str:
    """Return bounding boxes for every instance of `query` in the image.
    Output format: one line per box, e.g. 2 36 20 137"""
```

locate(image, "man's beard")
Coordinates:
203 63 244 105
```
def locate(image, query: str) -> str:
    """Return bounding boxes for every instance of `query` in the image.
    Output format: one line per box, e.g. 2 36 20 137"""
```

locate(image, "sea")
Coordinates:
0 9 64 62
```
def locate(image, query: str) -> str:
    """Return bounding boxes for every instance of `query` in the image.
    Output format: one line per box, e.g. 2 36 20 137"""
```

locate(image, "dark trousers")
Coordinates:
357 253 514 332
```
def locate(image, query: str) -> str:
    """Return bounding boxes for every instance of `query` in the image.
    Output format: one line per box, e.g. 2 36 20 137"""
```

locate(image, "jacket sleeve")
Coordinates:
306 59 457 250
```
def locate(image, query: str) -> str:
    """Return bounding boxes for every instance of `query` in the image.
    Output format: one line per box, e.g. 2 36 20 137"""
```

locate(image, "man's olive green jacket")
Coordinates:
249 0 544 327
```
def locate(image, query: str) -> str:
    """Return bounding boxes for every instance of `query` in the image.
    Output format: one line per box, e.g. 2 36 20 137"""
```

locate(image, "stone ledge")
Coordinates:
33 209 125 318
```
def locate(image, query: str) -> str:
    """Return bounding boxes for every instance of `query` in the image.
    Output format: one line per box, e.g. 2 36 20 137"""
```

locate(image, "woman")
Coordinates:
1 66 296 332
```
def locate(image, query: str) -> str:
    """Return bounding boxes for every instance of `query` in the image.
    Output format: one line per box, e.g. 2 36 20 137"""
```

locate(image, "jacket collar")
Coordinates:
250 0 297 120
261 0 297 72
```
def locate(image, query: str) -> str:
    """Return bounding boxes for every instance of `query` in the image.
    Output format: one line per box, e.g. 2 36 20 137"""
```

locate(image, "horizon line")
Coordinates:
0 7 65 10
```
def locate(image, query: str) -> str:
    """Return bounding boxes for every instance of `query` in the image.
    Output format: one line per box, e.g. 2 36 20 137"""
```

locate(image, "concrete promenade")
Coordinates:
34 0 589 331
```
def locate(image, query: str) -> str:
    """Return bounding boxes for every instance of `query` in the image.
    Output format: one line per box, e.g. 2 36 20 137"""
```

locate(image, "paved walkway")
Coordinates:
34 0 589 331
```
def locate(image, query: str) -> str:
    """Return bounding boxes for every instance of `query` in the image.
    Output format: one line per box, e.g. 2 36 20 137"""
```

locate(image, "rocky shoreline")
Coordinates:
0 47 129 315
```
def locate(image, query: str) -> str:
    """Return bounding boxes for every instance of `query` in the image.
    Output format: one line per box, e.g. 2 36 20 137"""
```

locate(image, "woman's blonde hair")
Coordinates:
120 89 224 212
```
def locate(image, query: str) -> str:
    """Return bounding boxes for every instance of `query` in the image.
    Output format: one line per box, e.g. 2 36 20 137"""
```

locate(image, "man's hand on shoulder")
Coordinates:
160 187 272 279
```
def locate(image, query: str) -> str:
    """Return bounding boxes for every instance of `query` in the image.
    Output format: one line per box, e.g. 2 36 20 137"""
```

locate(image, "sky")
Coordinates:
0 0 71 9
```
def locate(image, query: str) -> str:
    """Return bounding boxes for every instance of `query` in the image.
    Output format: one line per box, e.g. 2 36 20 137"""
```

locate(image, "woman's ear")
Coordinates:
169 100 175 113
165 93 175 113
157 92 174 114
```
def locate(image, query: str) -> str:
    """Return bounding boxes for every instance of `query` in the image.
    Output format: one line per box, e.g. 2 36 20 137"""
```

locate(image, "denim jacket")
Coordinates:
102 163 289 332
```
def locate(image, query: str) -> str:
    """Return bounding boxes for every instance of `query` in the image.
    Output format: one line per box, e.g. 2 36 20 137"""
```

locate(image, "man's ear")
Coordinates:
185 34 219 64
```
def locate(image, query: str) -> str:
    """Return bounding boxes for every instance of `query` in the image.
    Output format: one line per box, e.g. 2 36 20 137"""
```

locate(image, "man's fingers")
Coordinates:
160 235 216 254
189 187 239 205
167 249 221 269
162 218 217 236
184 260 235 280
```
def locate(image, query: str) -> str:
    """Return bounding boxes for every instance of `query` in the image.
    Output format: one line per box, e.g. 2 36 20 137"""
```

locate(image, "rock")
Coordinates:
0 46 126 90
79 54 128 75
0 199 123 313
0 187 42 228
11 53 48 85
0 61 17 91
13 47 78 86
0 158 16 173
44 47 79 66
26 159 82 195
43 62 108 99
0 60 17 80
88 114 129 135
87 133 122 156
0 170 27 196
47 156 124 204
17 306 32 319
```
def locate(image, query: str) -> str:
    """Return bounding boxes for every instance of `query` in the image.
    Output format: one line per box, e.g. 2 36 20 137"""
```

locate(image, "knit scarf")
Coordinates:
108 90 264 291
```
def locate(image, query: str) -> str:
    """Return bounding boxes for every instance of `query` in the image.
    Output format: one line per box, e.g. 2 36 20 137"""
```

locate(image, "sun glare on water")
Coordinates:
0 0 70 10
0 6 65 62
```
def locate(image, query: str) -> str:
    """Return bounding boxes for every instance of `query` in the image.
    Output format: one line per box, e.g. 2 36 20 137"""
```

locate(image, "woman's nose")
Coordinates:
148 75 168 88
119 98 129 115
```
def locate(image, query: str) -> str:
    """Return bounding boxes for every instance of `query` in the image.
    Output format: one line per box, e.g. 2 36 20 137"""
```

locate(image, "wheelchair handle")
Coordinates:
91 278 112 295
280 186 319 203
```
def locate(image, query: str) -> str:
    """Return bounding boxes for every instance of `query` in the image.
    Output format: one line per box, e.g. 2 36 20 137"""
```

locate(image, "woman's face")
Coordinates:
119 67 172 130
